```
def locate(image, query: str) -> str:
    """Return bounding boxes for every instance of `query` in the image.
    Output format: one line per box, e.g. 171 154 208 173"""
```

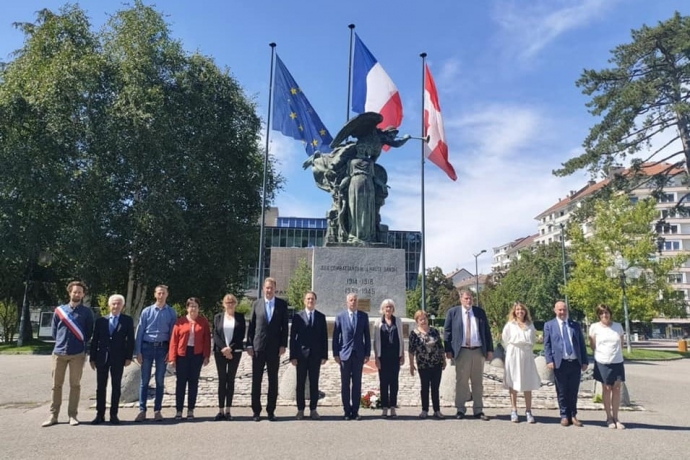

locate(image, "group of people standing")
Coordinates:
42 280 626 429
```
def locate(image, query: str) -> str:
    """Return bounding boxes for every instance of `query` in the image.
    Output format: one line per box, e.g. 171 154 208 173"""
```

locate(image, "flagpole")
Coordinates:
258 42 277 297
420 52 427 312
346 24 355 122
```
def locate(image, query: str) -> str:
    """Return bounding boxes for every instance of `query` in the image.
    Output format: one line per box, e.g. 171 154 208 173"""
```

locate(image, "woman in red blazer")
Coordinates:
169 297 211 420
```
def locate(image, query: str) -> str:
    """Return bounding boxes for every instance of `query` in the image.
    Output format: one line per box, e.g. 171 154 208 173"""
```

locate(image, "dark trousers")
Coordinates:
214 351 241 409
418 365 442 412
95 361 125 417
175 347 204 412
296 356 322 411
378 356 400 408
554 359 582 419
340 355 364 416
251 350 280 415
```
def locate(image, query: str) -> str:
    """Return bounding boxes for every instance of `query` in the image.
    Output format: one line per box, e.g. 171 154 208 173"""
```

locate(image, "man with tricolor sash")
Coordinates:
42 281 94 427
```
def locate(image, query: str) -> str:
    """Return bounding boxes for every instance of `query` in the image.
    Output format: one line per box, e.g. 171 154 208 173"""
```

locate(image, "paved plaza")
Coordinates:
0 353 688 460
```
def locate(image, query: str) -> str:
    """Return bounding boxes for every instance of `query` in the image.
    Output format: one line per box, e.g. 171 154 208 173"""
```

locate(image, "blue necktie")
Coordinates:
266 300 273 322
109 316 117 335
561 321 574 356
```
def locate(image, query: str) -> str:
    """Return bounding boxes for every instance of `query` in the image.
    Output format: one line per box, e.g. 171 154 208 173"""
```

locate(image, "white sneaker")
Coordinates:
510 410 519 423
526 411 536 424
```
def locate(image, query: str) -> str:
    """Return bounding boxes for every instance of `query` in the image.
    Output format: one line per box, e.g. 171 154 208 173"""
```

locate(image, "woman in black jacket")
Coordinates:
212 294 246 421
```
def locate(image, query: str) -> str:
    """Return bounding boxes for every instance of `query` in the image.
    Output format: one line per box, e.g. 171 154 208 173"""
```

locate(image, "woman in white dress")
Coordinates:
502 302 541 423
589 304 626 430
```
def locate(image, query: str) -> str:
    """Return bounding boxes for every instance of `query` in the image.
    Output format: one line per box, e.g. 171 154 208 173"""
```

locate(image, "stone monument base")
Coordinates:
312 246 406 317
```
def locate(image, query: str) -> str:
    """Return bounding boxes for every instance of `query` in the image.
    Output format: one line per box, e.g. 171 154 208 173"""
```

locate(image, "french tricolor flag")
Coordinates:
351 33 403 130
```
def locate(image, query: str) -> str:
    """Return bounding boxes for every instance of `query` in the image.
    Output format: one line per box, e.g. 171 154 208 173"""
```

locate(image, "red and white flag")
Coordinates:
424 64 457 181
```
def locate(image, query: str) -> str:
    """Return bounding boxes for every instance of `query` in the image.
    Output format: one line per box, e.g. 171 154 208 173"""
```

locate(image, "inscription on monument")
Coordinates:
312 247 406 317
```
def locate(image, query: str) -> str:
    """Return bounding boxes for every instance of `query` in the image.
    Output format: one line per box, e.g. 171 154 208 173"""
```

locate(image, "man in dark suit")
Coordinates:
89 294 134 425
247 277 289 421
333 293 371 420
290 290 328 420
544 300 588 427
444 289 493 420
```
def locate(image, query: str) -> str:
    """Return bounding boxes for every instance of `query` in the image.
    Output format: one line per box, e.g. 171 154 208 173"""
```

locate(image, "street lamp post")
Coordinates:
605 254 641 354
559 223 569 308
473 249 486 304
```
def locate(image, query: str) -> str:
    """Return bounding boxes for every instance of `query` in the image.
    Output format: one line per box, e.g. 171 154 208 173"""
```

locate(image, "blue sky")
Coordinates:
1 0 687 275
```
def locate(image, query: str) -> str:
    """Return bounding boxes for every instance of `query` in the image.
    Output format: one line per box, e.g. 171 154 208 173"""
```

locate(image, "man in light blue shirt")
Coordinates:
133 285 177 422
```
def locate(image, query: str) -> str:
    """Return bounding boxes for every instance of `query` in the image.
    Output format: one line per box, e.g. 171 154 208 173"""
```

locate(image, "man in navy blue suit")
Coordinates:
89 294 134 425
543 300 589 427
333 293 371 420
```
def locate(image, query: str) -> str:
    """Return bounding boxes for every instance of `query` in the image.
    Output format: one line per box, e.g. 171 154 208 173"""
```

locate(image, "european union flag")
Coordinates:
272 54 333 155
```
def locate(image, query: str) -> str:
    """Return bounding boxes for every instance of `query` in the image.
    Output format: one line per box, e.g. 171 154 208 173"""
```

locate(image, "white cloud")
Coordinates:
493 0 618 59
382 104 587 275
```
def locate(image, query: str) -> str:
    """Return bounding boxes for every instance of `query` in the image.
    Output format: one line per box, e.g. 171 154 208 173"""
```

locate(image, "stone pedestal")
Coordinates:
535 355 554 384
278 363 310 401
116 364 142 404
312 247 406 317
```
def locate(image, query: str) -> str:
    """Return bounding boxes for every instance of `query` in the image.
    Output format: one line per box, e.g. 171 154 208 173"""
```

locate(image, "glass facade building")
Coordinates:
248 216 421 292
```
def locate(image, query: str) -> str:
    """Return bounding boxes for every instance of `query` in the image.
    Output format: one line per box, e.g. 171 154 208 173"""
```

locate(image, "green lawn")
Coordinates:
0 340 53 354
529 343 687 360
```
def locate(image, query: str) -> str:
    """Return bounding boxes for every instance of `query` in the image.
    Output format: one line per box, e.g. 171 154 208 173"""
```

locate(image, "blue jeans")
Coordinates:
139 342 168 412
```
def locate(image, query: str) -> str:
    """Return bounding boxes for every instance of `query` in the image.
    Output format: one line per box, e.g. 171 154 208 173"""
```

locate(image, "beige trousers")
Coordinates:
454 348 484 415
50 353 86 418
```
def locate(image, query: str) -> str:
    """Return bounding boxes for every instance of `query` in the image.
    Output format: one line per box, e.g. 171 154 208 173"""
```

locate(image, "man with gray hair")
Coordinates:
89 294 135 424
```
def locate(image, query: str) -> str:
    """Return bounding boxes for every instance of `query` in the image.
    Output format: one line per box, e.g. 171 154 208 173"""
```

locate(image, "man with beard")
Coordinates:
42 281 94 427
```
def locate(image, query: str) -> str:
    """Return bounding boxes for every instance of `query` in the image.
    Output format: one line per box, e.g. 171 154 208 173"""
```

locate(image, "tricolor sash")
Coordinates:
54 306 85 342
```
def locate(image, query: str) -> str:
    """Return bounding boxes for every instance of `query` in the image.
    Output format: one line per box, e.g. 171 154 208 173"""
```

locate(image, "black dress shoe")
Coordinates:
343 415 351 421
456 412 466 419
474 412 490 421
352 414 362 421
267 413 277 422
109 415 120 425
252 414 261 422
214 412 225 421
91 415 105 425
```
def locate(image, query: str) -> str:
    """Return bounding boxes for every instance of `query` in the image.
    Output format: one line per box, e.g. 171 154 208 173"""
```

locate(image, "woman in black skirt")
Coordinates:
588 304 626 429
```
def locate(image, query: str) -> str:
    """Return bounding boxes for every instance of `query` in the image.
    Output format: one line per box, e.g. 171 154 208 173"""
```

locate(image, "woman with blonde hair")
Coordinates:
372 299 404 417
409 310 446 419
212 294 246 421
502 302 541 423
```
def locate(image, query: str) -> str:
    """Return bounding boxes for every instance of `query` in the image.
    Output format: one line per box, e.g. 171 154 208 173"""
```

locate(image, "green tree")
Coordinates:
286 258 312 310
565 195 687 322
480 243 567 330
0 2 278 326
0 6 105 341
555 13 690 193
0 299 18 343
405 267 458 318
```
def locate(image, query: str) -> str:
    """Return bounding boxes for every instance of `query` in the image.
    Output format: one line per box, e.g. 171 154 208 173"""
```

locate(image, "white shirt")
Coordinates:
265 298 274 321
223 315 236 348
188 320 196 347
462 307 482 348
589 321 624 364
305 308 315 325
558 318 576 360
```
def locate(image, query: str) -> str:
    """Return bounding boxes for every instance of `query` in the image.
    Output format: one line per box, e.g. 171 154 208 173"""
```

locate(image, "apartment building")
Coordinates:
492 163 690 337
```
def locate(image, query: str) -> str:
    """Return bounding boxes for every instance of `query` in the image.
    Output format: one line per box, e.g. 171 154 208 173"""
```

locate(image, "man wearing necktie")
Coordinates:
247 277 289 421
544 300 589 427
333 293 371 420
89 294 134 424
289 291 328 420
443 290 494 420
